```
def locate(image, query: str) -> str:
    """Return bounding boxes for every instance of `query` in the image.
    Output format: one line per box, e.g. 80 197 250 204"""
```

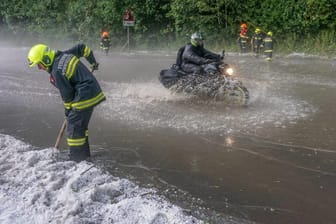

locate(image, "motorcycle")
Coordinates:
159 51 249 105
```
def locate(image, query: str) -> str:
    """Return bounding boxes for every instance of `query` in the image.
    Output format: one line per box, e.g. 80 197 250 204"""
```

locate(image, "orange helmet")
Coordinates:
240 23 247 29
102 31 108 38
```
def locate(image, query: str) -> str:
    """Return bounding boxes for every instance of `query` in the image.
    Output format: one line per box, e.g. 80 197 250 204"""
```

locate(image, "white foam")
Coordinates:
0 134 200 224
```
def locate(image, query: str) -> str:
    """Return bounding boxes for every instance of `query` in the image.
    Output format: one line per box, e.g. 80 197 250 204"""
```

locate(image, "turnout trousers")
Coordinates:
66 107 94 162
264 50 273 61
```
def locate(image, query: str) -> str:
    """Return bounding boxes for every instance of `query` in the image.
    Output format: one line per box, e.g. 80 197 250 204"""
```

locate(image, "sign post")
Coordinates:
122 8 135 52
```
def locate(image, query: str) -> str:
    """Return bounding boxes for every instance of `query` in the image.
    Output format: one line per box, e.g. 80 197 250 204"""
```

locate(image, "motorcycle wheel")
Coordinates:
215 85 249 105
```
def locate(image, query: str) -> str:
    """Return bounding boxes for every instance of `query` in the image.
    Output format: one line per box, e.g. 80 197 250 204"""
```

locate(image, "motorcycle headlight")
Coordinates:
226 67 234 76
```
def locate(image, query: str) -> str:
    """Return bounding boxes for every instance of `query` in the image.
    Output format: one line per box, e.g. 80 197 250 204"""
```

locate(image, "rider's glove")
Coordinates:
91 63 99 71
204 59 214 64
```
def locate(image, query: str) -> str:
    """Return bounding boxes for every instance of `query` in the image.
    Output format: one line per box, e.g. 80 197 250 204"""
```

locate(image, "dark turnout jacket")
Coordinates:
100 37 111 48
49 44 105 111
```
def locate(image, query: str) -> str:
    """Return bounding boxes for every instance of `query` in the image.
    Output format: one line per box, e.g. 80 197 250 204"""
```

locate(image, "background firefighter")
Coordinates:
100 31 111 55
263 31 274 61
237 23 249 53
251 28 264 57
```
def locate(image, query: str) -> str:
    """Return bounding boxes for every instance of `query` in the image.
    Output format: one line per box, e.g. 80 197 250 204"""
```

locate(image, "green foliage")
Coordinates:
0 0 335 54
126 0 173 48
304 0 336 31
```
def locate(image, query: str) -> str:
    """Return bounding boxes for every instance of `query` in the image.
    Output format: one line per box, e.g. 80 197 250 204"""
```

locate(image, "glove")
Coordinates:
64 108 71 117
91 63 99 71
204 59 214 64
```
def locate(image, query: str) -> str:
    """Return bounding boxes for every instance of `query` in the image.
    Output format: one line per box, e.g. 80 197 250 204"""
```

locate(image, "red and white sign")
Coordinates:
123 8 135 26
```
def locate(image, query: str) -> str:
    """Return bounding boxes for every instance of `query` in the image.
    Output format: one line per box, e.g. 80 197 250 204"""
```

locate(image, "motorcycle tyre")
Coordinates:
215 85 249 106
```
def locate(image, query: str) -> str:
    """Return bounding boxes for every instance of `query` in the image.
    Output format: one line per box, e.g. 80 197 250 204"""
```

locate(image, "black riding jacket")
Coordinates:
181 43 221 73
48 44 105 111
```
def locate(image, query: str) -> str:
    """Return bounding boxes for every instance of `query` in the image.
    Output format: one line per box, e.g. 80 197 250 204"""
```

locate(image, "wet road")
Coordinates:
1 45 335 224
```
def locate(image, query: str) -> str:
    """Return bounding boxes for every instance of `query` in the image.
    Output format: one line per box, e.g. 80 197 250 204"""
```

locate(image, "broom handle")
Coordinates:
54 119 67 149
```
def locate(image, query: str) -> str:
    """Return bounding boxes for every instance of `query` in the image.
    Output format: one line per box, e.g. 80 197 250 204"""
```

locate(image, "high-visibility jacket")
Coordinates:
49 44 105 111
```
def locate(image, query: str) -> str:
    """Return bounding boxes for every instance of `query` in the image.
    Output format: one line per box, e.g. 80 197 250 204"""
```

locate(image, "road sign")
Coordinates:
123 8 135 27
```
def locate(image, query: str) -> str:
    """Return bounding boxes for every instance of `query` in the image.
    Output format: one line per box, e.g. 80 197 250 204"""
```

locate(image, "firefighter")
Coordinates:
100 31 111 55
237 23 249 53
263 31 274 61
251 28 264 57
27 43 106 162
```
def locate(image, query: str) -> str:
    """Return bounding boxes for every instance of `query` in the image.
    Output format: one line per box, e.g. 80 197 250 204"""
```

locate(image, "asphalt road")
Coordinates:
1 45 335 224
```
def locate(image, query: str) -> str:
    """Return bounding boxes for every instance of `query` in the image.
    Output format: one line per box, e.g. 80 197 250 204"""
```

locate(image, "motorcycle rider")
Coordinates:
181 32 221 75
27 43 106 162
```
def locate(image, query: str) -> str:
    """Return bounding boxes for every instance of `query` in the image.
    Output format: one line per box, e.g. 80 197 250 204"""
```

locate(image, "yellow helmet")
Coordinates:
28 44 55 68
255 28 261 34
267 31 273 36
